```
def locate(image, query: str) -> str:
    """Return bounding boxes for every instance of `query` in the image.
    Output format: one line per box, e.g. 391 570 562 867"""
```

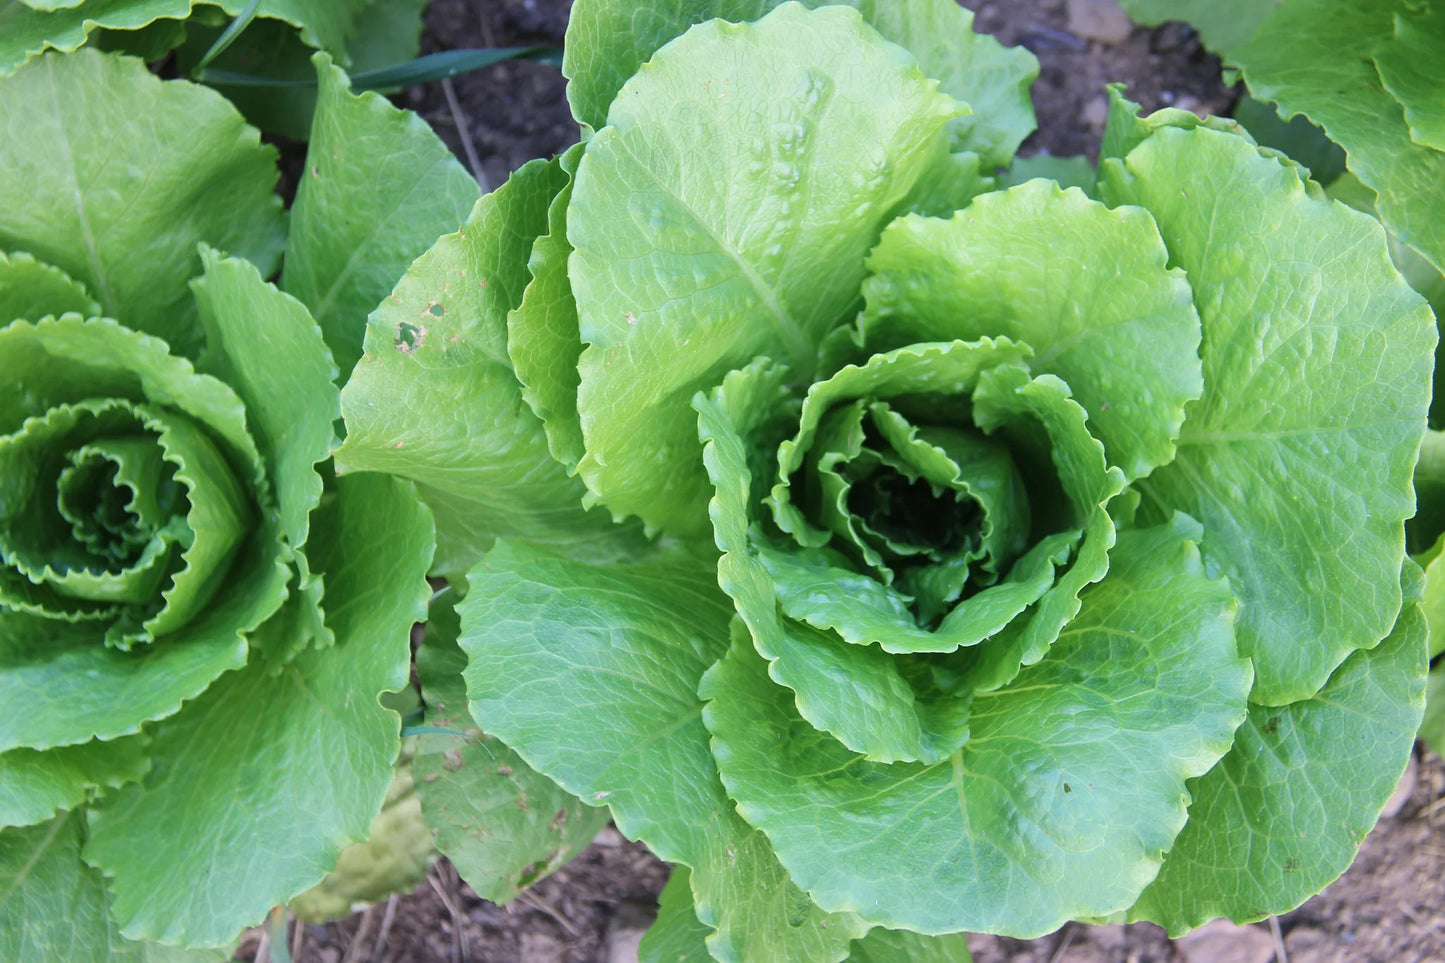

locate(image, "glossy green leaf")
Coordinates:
459 542 867 963
83 474 432 946
413 594 606 904
337 157 640 578
859 178 1203 483
563 0 1036 169
191 248 336 551
1116 0 1279 50
0 0 376 76
0 251 98 322
0 48 284 355
1375 3 1445 152
1130 563 1427 933
0 811 229 962
846 928 973 963
282 54 479 378
701 519 1250 937
1100 120 1434 705
508 143 588 472
569 2 959 534
0 735 148 830
638 868 714 963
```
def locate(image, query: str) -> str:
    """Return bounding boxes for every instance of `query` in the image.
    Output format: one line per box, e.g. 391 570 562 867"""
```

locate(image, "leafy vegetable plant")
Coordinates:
337 0 1434 957
0 46 487 957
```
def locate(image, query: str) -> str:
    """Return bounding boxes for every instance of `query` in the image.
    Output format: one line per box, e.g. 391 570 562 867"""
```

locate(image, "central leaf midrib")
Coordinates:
46 56 113 318
614 136 813 365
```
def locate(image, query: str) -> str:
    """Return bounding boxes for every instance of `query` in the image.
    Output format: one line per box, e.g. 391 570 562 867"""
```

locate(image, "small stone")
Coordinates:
593 825 627 847
1083 94 1110 130
1176 918 1275 963
1067 0 1135 44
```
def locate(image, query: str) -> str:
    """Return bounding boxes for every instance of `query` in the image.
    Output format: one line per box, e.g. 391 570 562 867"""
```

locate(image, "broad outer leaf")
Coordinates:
0 811 227 962
1100 122 1434 705
192 248 337 551
569 2 959 535
337 158 639 579
701 519 1251 937
1374 2 1445 152
563 0 1036 169
83 474 432 947
0 735 148 830
459 543 867 963
0 48 284 355
1130 564 1427 933
0 0 371 76
413 596 606 904
283 54 480 379
859 179 1202 483
1218 0 1445 274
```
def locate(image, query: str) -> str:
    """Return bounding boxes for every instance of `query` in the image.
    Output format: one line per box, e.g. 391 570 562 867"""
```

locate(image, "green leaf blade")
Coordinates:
282 54 480 379
1100 121 1435 705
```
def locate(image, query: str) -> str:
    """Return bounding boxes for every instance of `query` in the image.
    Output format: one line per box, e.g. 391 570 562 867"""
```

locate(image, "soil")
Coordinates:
234 1 1440 960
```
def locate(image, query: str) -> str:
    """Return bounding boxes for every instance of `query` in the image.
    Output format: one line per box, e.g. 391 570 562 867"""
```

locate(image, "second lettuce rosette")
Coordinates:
338 0 1435 958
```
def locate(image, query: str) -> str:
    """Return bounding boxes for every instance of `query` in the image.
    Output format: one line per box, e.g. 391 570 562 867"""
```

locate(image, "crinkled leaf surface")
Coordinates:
507 143 589 472
1130 564 1426 933
0 0 372 76
0 251 98 322
337 157 640 578
83 474 432 947
1126 0 1445 274
701 519 1250 937
0 735 148 830
859 179 1202 483
1100 120 1434 705
413 595 607 904
459 543 867 963
0 811 226 962
563 0 1036 168
0 48 284 355
0 315 286 751
569 2 959 535
1374 3 1445 152
192 249 337 551
283 55 479 379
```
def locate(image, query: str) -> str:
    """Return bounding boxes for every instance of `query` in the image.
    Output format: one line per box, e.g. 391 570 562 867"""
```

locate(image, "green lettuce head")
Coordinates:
338 1 1435 957
0 48 455 956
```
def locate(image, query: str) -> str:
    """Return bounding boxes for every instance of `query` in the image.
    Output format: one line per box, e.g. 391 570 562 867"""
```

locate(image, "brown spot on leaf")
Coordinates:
395 321 427 352
442 749 464 772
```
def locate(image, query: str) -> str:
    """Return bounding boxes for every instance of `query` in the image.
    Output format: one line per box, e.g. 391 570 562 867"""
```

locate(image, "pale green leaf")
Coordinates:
700 519 1251 937
859 178 1203 483
0 251 98 322
192 248 336 550
1130 563 1427 933
569 2 959 534
0 812 228 962
563 0 1036 169
0 48 284 355
282 54 479 378
1115 0 1279 50
337 157 641 579
1100 121 1434 705
413 595 607 904
508 143 588 472
83 474 432 947
638 868 713 963
0 736 148 830
458 542 867 963
1375 3 1445 151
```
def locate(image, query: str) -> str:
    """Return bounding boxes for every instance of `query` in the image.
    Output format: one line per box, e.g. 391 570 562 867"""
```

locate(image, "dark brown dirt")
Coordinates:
236 1 1440 960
